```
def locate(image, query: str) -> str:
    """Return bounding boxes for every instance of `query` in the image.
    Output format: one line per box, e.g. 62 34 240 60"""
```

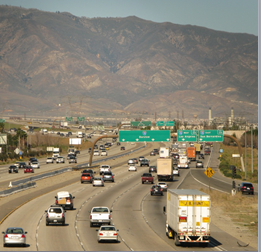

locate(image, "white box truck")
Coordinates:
160 147 170 158
164 189 211 246
52 147 60 160
157 158 173 181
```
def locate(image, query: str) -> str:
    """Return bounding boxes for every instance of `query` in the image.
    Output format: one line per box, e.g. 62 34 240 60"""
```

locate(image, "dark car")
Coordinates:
116 142 121 146
238 182 254 195
153 149 159 155
133 158 138 164
149 166 157 172
68 156 77 163
24 166 34 173
81 173 93 183
9 165 18 173
75 150 80 155
15 161 27 168
28 157 38 165
173 153 179 159
150 185 163 196
140 159 149 167
150 151 156 156
198 153 205 159
120 146 125 150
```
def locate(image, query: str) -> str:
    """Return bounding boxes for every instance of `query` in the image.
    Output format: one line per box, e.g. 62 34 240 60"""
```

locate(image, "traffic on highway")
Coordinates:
0 128 258 251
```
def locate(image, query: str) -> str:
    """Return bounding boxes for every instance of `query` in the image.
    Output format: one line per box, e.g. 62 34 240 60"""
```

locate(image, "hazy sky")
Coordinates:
0 0 258 36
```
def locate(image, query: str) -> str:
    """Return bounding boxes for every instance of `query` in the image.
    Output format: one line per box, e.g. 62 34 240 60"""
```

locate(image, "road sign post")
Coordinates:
119 130 170 142
204 167 215 191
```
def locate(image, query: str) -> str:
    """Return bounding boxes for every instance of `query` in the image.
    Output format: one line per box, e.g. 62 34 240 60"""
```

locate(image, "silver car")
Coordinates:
46 157 54 164
56 156 65 163
96 225 119 243
31 161 40 169
45 205 66 226
2 227 27 247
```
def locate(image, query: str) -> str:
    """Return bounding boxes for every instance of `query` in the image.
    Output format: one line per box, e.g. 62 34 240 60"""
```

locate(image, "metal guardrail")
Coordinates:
0 144 146 196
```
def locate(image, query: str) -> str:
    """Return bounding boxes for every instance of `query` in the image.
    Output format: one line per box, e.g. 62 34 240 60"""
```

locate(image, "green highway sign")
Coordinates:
77 117 85 121
131 121 151 127
165 121 175 126
0 119 5 123
66 117 73 122
177 130 197 142
198 130 224 142
156 121 175 127
119 130 170 142
156 121 165 126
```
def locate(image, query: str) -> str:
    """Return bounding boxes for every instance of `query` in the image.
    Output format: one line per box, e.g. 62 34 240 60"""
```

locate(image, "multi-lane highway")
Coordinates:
0 140 257 251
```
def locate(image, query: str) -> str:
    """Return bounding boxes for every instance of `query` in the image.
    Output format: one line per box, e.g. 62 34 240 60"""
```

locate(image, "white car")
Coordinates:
173 167 180 176
31 161 40 169
96 225 119 243
92 177 104 187
94 150 100 156
56 156 65 163
128 159 135 165
46 157 54 164
157 182 168 191
101 150 107 156
128 165 137 171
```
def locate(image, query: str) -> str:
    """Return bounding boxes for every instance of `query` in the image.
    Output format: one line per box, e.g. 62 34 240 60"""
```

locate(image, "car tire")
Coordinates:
46 221 49 226
62 221 65 226
142 181 144 184
90 222 93 227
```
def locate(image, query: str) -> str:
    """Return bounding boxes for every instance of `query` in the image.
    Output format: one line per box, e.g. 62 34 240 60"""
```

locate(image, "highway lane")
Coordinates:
0 142 257 251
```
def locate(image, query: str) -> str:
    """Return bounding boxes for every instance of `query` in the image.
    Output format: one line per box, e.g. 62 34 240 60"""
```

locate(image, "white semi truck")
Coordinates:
157 158 173 181
178 155 189 169
164 189 211 246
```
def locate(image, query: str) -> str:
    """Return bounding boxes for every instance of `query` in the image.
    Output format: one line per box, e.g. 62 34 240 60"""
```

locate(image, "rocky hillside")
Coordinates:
0 5 258 121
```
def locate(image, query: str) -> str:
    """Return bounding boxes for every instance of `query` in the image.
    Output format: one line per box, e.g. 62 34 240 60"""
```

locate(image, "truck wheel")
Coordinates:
174 234 180 246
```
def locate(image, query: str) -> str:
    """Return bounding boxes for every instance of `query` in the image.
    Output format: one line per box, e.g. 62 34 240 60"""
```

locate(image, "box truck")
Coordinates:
194 143 201 155
160 147 170 158
178 155 189 169
186 147 196 161
164 189 211 246
52 147 60 160
157 158 173 181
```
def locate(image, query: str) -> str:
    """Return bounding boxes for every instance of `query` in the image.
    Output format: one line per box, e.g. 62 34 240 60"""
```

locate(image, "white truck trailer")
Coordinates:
159 147 170 158
164 189 211 246
157 158 173 181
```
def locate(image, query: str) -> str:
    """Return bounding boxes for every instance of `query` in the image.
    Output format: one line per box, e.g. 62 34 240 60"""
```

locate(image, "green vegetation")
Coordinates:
219 143 258 183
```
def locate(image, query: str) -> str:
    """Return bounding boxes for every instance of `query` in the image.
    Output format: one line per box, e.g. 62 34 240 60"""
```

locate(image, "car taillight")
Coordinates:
150 189 152 191
109 215 111 219
46 213 49 218
113 233 117 236
111 175 113 178
99 233 103 236
21 234 25 238
251 187 254 189
62 213 64 218
160 189 163 191
90 215 92 219
55 200 58 204
4 234 8 238
102 175 104 178
242 186 246 189
179 216 187 222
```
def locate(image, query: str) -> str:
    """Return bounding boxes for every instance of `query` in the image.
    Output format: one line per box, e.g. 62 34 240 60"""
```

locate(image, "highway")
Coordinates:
0 141 257 251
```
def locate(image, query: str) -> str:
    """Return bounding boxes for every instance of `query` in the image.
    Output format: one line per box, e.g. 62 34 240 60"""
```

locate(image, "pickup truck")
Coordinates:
141 173 154 184
99 165 111 175
55 191 75 210
89 206 112 227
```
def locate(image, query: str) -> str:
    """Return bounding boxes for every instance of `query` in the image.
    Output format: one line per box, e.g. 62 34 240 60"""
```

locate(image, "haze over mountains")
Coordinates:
0 5 258 122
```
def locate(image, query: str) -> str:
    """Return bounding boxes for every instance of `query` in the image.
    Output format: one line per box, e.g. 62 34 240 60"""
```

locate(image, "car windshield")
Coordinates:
93 208 108 213
6 228 23 234
101 226 115 231
49 208 62 213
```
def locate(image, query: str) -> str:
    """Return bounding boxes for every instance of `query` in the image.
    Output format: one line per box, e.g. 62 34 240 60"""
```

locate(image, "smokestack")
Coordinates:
208 107 212 126
231 107 234 122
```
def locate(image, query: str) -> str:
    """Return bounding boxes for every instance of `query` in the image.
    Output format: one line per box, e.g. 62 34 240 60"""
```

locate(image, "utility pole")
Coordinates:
251 125 253 174
244 120 247 179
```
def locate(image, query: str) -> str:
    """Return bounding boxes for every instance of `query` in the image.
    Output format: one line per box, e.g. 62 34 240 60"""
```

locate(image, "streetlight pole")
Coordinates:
244 121 247 180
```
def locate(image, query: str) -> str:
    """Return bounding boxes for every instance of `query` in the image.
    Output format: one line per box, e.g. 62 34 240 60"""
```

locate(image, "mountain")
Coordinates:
0 5 258 122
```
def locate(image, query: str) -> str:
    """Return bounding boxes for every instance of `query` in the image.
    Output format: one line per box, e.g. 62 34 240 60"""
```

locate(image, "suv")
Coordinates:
81 173 93 183
103 171 114 182
150 185 163 196
46 157 54 164
238 182 254 195
68 156 77 163
56 156 65 163
140 159 149 167
29 157 38 165
149 166 157 172
45 205 65 226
